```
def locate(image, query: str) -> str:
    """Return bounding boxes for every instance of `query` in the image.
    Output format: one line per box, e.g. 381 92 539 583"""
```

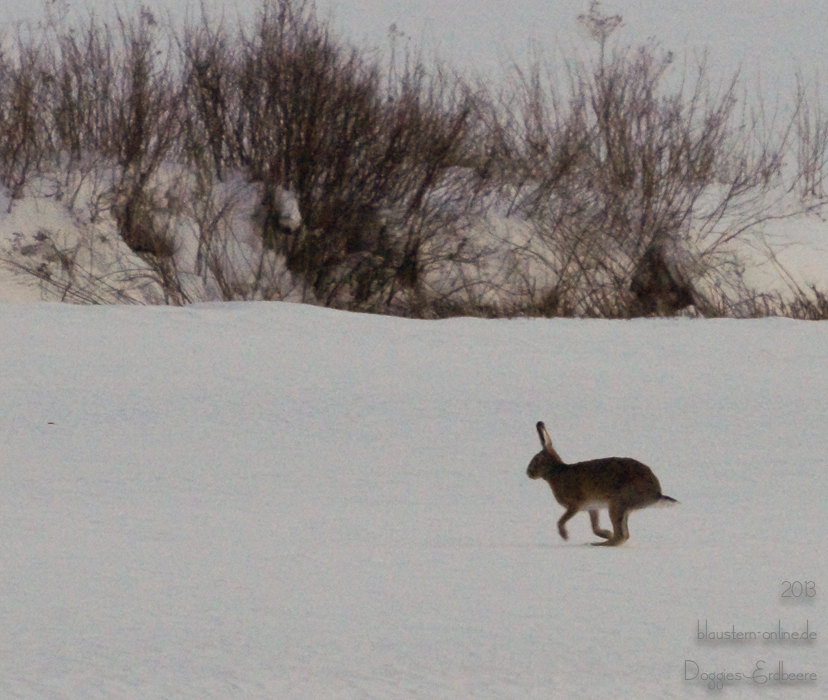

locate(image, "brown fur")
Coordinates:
527 421 677 546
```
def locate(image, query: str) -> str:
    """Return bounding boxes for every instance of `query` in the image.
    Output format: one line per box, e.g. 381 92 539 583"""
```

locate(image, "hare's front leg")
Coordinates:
589 510 612 539
557 505 579 540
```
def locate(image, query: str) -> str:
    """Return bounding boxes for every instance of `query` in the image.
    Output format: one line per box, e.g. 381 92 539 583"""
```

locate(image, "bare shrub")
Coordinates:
39 8 179 184
786 286 828 319
47 14 116 162
629 242 697 317
0 38 53 201
177 0 490 313
491 12 824 318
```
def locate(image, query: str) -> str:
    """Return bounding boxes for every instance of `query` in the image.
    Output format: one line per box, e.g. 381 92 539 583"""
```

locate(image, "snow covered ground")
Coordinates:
0 301 825 698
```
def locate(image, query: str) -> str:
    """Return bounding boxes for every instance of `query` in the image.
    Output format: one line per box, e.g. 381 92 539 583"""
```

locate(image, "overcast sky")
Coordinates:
2 1 827 95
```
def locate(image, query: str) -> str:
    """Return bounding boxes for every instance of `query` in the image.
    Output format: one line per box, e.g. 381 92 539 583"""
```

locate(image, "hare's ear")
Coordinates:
536 421 551 449
536 421 563 462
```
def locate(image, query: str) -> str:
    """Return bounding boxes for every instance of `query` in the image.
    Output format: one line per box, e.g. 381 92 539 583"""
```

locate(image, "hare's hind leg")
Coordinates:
589 510 612 539
592 505 630 546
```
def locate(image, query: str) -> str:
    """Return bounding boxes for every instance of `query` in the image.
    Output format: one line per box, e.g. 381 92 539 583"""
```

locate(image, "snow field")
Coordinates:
0 302 824 698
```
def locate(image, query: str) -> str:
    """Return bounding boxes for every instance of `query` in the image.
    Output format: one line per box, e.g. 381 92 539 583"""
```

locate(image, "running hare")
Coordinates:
527 422 677 546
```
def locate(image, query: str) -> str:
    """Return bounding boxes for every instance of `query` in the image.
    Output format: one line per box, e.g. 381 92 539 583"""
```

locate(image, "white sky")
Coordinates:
2 0 826 93
317 1 828 78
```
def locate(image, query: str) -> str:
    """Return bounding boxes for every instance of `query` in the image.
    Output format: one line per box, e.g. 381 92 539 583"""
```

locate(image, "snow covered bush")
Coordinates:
0 0 827 316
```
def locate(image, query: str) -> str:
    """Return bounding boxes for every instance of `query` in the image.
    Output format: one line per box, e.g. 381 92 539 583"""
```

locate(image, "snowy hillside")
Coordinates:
2 1 828 314
0 301 824 698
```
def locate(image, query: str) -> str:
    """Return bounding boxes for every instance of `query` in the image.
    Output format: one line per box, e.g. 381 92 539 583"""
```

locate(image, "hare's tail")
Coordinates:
656 494 679 506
